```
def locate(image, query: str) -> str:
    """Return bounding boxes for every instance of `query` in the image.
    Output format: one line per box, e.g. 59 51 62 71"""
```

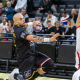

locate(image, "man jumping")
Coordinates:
8 13 59 80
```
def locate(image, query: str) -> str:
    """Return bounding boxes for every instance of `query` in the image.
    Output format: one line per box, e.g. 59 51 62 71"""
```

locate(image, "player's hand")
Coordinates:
33 21 41 29
49 33 60 42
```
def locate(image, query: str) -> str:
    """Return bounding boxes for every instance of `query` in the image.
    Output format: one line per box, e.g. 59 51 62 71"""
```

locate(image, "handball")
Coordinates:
33 25 42 32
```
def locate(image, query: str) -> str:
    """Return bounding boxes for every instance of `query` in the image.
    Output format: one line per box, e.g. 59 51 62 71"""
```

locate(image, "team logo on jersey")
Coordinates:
30 41 34 46
24 70 31 78
20 32 26 38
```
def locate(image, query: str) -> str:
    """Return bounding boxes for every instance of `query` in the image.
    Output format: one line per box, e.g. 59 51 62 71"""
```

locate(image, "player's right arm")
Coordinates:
77 8 80 27
76 8 80 51
26 33 59 42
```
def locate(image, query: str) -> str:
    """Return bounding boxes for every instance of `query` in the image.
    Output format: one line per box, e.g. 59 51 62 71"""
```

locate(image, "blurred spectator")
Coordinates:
6 20 13 33
15 0 27 13
2 1 14 20
21 9 29 23
60 11 69 26
0 17 8 33
43 11 57 27
11 0 17 9
69 8 78 24
45 20 52 31
0 3 3 22
65 19 76 42
0 3 3 16
45 21 64 36
4 20 13 41
26 19 33 34
39 0 53 13
65 19 74 35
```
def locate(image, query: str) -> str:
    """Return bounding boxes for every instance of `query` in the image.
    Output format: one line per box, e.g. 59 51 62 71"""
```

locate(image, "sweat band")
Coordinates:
44 38 50 42
28 22 33 27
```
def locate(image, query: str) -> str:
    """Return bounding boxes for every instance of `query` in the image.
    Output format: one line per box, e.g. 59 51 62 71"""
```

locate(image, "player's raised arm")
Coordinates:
26 33 59 42
77 8 80 27
24 21 41 28
13 14 41 28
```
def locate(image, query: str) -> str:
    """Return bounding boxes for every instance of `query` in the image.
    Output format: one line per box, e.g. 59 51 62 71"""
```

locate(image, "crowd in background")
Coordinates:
0 0 77 43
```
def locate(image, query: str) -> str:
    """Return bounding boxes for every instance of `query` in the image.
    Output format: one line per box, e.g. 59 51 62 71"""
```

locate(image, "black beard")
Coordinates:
20 23 25 27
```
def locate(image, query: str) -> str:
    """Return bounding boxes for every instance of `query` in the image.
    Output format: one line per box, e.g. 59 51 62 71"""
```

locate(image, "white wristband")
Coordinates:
44 38 50 42
28 22 33 27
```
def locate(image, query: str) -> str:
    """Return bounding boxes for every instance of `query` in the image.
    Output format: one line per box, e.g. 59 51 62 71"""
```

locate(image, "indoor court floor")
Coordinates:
0 73 71 80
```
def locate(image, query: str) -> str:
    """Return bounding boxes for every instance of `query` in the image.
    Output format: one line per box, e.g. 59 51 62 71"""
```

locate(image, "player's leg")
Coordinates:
30 51 54 80
8 55 36 80
72 69 80 80
38 58 54 74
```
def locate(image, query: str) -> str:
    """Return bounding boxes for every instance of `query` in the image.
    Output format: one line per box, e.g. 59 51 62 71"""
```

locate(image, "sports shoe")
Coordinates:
8 68 19 80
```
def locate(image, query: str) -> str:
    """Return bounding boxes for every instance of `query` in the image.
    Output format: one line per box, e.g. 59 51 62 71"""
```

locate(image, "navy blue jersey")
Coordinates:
13 25 35 62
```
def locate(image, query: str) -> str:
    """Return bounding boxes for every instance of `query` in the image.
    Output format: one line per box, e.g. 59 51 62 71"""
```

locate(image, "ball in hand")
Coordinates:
33 25 42 32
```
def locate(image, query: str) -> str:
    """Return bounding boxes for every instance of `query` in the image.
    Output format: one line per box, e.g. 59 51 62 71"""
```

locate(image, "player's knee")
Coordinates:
42 59 54 72
48 59 54 67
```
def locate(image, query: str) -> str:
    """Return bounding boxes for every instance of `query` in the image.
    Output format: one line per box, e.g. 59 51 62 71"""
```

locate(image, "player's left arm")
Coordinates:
26 33 59 42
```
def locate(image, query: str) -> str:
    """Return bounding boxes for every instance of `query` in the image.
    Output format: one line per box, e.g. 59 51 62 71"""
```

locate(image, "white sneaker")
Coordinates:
8 68 19 80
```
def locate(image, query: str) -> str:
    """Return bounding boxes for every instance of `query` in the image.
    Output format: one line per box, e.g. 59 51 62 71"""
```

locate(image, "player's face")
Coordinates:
17 15 25 27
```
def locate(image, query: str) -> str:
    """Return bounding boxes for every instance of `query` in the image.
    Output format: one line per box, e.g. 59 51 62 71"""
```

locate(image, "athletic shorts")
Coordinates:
18 50 50 79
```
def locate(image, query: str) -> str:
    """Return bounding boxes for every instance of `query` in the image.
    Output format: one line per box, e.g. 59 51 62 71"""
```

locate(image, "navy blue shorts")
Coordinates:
18 50 50 79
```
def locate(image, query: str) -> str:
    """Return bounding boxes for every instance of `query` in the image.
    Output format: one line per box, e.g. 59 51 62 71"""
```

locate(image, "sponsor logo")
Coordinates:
24 70 31 78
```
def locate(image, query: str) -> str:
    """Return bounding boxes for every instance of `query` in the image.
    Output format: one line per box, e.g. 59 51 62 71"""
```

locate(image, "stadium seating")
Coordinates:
59 5 66 9
33 0 41 8
65 9 72 14
66 5 75 8
76 5 80 8
53 13 60 17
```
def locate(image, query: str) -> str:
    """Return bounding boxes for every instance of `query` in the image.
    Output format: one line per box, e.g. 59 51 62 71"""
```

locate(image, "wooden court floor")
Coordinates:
0 73 71 80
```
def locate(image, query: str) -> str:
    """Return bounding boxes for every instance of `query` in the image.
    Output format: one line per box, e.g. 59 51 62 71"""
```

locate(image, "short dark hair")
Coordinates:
61 11 66 14
47 20 51 23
